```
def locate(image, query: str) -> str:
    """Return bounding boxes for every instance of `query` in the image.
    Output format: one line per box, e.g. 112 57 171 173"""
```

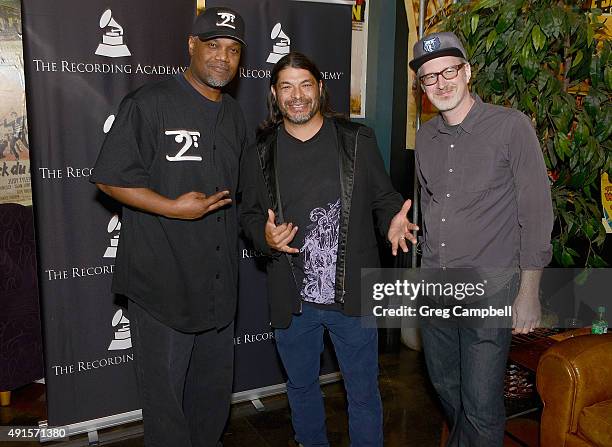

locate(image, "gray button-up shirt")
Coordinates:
415 94 553 269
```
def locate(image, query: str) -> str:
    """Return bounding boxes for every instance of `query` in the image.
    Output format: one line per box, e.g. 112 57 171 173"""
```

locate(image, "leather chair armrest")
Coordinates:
537 334 612 447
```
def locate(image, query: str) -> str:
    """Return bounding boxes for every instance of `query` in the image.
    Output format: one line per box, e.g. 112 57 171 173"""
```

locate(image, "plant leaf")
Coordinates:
471 15 480 35
486 29 498 52
590 253 608 268
561 248 574 267
474 0 498 11
538 9 555 38
605 65 612 90
531 25 545 51
495 5 516 34
572 50 583 68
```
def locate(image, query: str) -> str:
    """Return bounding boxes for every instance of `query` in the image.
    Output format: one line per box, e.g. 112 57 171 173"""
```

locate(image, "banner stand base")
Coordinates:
38 409 142 443
251 398 265 411
39 372 342 443
87 430 99 444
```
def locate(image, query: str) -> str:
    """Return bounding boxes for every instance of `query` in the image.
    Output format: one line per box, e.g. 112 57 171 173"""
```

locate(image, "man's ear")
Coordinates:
464 63 472 83
270 85 277 101
188 36 196 57
319 80 323 96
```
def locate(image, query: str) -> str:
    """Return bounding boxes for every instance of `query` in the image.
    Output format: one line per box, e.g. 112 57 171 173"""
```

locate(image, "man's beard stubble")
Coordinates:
203 62 233 88
278 96 321 125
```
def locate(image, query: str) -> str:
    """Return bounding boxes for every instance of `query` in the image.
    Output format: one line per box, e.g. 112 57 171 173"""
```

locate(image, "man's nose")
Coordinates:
436 74 449 88
215 49 230 62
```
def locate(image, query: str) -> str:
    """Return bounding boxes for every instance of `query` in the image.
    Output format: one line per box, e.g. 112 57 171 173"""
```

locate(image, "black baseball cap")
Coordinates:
191 7 246 46
409 31 467 71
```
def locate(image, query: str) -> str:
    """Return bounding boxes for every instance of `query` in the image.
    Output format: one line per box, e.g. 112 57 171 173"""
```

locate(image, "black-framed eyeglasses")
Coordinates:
419 64 466 86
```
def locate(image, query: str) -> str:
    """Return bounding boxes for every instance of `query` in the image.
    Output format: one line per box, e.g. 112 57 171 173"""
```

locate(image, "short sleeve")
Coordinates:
90 97 156 188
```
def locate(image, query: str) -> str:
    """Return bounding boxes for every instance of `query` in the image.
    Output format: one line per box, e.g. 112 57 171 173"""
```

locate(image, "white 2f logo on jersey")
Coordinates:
165 130 202 162
216 12 236 29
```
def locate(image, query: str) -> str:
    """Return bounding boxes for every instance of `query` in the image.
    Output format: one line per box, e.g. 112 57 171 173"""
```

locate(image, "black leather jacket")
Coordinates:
240 118 404 328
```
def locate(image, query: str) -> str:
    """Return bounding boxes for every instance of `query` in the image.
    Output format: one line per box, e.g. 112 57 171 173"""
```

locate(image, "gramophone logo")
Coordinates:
266 23 290 64
95 9 131 58
108 309 132 351
103 214 121 258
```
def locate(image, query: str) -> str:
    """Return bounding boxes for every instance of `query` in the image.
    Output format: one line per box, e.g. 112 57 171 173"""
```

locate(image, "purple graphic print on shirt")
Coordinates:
300 198 341 304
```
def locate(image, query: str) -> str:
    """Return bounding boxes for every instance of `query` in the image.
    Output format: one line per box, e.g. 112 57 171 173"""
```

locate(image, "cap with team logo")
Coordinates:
191 7 246 46
409 31 467 71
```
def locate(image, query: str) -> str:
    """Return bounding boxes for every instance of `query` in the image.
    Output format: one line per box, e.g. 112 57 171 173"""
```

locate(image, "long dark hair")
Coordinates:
257 51 346 137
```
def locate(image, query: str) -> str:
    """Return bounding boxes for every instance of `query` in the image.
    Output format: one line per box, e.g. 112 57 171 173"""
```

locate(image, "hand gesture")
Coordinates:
172 190 232 220
387 199 419 256
265 209 299 254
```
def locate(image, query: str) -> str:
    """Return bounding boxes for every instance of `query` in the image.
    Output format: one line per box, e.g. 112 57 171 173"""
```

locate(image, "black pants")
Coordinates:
129 300 234 447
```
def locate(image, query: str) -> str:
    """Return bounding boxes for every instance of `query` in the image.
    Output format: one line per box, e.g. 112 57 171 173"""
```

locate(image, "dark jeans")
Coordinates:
129 300 234 447
274 305 383 447
421 279 518 447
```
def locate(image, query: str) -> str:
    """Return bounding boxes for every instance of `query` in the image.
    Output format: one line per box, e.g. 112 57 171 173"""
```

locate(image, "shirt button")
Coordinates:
215 273 220 279
441 242 446 247
215 186 219 191
217 216 222 222
446 193 451 198
448 168 453 173
441 218 446 222
216 246 220 251
450 144 455 148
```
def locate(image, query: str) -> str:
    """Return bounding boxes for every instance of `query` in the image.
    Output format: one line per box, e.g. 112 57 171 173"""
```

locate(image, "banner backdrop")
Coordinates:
23 0 351 428
22 0 196 426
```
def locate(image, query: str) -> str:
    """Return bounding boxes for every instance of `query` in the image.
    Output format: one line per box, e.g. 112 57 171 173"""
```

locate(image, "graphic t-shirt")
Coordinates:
277 118 341 306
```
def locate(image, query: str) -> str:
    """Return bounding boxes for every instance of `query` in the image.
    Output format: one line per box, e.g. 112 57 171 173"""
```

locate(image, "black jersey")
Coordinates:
91 75 247 332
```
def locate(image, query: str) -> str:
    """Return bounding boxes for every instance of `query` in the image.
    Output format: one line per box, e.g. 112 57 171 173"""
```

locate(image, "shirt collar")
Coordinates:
434 93 483 137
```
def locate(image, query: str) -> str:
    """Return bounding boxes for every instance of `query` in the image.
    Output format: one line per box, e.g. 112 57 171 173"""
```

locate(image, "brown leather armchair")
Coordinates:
537 333 612 447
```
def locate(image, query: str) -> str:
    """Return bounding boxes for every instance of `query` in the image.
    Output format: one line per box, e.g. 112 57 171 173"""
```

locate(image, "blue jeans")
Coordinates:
274 305 383 447
421 278 518 446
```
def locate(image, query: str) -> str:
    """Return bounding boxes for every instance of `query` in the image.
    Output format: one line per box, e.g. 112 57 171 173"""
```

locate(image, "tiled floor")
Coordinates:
0 343 540 446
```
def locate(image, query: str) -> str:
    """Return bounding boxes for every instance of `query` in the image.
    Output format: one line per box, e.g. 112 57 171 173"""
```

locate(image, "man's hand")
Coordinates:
512 270 543 334
512 291 541 334
387 199 419 256
265 209 299 254
95 184 232 220
171 190 232 220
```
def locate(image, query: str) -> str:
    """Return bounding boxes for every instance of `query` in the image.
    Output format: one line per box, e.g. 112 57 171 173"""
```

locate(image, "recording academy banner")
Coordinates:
23 0 352 429
22 0 196 426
